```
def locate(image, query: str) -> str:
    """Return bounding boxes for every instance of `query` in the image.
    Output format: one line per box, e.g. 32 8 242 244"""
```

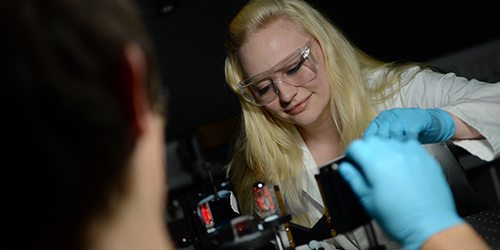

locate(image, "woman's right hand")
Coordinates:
363 108 455 144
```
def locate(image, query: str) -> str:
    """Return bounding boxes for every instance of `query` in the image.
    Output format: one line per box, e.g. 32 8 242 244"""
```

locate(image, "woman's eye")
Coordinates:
258 83 272 95
286 59 304 75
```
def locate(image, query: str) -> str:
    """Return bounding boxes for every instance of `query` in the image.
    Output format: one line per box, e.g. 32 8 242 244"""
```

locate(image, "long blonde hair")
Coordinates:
225 0 424 224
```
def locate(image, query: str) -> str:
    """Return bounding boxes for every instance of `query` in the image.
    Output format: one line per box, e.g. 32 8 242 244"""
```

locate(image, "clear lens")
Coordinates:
238 41 318 106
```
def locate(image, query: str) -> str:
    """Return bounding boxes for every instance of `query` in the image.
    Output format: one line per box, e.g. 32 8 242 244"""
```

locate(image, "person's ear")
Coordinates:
117 43 151 135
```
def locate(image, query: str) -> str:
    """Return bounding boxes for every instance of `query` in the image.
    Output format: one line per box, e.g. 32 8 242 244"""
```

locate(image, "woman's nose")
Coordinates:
275 80 298 103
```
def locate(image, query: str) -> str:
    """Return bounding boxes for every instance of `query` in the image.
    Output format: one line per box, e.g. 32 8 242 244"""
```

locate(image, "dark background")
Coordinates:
134 0 500 141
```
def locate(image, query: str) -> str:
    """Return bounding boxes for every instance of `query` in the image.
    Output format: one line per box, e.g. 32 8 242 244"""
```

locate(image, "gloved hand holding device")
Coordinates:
338 138 464 250
363 108 456 144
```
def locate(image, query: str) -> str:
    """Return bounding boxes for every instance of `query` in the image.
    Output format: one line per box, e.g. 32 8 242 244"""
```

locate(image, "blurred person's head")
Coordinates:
1 0 173 249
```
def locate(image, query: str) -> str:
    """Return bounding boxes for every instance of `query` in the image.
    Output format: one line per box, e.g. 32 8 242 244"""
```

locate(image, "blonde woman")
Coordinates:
224 0 499 249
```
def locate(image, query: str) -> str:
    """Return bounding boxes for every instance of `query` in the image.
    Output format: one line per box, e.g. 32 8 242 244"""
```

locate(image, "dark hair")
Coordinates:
1 0 162 249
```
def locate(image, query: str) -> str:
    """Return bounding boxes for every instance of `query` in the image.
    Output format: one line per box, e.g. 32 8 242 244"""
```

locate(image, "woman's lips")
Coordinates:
285 94 312 115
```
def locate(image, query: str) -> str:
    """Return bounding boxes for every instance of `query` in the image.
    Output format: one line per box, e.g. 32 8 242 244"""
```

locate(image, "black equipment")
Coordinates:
170 156 385 250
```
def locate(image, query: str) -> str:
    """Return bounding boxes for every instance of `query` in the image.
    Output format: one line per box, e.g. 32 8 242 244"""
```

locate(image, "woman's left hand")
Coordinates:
363 108 456 144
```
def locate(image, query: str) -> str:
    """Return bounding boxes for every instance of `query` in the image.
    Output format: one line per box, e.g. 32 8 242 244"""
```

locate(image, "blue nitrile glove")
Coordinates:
338 138 464 250
363 108 456 144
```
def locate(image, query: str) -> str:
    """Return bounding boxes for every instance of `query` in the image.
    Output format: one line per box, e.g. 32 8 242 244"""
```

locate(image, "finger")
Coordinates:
388 111 407 141
363 120 379 139
338 161 371 201
405 131 419 141
345 138 394 182
373 118 392 139
344 139 379 179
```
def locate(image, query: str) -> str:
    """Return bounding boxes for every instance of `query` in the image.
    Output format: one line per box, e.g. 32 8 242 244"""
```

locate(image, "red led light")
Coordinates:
253 182 276 217
200 203 213 226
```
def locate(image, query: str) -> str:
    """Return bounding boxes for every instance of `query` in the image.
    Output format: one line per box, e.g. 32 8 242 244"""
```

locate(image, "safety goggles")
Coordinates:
237 38 319 106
